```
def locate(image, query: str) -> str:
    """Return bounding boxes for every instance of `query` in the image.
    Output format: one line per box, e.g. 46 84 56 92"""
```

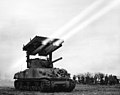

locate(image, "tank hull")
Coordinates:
14 78 76 92
14 36 76 92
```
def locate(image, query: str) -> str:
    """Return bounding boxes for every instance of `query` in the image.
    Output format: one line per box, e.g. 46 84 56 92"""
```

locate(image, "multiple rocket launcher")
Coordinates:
23 36 64 56
23 36 64 67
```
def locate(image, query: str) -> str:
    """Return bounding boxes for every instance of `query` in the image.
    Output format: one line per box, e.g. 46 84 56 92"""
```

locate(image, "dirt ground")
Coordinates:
0 84 120 95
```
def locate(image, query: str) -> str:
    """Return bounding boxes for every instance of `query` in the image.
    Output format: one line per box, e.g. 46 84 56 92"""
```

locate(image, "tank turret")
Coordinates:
13 36 76 92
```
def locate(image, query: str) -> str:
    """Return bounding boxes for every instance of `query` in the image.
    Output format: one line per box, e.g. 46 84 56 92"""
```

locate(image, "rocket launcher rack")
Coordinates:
23 36 64 63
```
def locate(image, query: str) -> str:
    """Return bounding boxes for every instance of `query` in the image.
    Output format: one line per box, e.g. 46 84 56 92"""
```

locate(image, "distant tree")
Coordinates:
75 72 119 85
104 74 109 85
94 74 98 84
108 75 119 85
94 72 104 84
108 74 114 85
112 75 119 84
76 73 85 84
99 73 104 85
77 75 81 83
73 75 76 81
84 72 92 84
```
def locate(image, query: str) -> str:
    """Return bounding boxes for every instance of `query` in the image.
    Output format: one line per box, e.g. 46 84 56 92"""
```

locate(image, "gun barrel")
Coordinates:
52 57 62 63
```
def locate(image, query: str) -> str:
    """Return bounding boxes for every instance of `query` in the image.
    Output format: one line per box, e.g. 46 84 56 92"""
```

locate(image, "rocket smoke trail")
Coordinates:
61 0 120 41
50 0 104 38
42 0 105 46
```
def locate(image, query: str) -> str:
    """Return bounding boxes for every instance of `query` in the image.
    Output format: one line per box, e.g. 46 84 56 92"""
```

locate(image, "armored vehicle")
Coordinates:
13 36 76 92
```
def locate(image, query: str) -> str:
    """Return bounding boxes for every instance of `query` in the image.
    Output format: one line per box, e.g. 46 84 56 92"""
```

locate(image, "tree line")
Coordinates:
73 72 119 85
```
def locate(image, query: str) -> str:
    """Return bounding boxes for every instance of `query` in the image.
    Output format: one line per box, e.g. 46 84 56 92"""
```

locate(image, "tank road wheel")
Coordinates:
69 80 76 92
19 81 24 90
14 80 20 90
23 81 28 91
34 82 39 91
26 82 30 91
39 79 51 92
14 80 25 90
65 80 76 92
30 82 35 91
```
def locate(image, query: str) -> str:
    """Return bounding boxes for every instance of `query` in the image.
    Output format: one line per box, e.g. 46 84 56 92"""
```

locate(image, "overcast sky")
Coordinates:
0 0 120 79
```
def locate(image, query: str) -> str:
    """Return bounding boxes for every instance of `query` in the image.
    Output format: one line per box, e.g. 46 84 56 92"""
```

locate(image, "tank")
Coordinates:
13 36 76 92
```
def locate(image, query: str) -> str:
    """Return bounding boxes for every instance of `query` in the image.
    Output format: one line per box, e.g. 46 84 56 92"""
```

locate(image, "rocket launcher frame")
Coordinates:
23 36 64 56
23 36 64 67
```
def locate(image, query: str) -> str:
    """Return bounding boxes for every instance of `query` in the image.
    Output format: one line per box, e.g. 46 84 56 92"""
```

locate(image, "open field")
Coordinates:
0 84 120 95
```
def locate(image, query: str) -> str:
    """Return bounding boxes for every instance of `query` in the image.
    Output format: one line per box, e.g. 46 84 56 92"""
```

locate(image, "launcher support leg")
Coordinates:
49 53 52 62
26 52 30 68
48 53 53 68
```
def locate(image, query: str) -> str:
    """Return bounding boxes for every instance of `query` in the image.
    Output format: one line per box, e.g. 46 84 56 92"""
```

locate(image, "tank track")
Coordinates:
14 78 76 92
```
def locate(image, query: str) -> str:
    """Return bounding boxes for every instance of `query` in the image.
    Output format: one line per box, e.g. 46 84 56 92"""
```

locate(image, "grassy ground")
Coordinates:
0 84 120 95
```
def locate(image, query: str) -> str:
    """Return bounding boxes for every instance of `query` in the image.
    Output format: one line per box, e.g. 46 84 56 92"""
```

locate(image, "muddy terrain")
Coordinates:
0 84 120 95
